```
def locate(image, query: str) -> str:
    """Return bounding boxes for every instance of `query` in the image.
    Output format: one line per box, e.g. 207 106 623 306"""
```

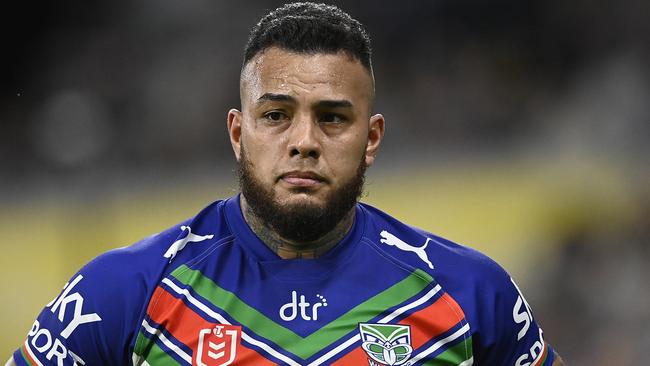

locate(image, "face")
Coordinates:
227 47 384 241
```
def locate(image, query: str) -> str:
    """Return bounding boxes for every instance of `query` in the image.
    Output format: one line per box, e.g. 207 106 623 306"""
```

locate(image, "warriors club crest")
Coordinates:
194 324 241 366
359 323 414 366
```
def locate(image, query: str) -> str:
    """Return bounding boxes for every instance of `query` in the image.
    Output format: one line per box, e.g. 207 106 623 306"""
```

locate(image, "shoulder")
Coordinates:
359 202 502 280
75 198 232 318
359 202 511 314
359 202 555 365
360 200 523 317
77 222 189 306
14 199 233 365
85 224 184 280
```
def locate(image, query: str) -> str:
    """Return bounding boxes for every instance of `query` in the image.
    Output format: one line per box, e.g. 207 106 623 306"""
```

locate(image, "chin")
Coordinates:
278 189 327 206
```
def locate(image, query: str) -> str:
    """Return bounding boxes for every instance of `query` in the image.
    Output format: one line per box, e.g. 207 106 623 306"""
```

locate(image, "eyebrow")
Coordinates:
315 99 353 109
256 93 353 109
257 93 296 103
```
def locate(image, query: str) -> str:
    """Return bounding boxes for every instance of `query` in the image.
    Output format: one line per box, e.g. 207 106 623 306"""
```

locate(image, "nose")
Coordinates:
287 116 321 159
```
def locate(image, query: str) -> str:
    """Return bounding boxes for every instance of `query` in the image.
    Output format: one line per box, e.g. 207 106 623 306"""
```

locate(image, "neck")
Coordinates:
240 195 355 259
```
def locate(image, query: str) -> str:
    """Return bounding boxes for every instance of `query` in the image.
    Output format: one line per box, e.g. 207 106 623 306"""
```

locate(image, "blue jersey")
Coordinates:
14 195 554 366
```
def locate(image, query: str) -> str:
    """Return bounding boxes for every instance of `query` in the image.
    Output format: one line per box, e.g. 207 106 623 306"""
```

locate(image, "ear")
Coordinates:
227 108 243 161
365 113 385 167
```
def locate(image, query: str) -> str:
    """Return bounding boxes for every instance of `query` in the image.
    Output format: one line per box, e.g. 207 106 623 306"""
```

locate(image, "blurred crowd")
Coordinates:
2 1 649 364
3 1 648 180
533 195 650 363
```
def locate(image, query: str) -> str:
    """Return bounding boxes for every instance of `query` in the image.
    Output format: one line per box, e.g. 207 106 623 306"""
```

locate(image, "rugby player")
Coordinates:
8 3 565 365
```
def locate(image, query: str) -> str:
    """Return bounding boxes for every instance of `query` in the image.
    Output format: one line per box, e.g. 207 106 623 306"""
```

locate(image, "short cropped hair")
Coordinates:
244 2 372 72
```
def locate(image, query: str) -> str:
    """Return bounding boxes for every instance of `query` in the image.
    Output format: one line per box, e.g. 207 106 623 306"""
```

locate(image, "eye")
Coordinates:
320 113 347 123
263 111 289 122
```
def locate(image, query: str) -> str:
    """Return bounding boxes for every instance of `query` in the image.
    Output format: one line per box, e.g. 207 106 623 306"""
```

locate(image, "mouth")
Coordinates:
279 171 327 187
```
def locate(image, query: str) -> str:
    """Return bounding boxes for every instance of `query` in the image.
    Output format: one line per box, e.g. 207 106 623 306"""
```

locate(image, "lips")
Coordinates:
280 171 326 187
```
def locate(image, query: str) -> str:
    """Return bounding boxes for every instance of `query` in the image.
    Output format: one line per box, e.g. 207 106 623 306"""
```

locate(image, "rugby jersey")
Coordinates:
14 195 554 365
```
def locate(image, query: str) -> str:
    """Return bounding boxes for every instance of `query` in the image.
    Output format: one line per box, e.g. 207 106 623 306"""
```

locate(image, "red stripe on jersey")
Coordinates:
332 292 466 365
20 342 39 366
330 346 371 365
533 341 549 366
146 286 277 366
408 292 466 349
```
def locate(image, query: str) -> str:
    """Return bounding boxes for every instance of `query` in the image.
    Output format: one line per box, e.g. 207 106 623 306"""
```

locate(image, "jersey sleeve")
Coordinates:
474 265 556 366
427 236 556 366
12 229 179 366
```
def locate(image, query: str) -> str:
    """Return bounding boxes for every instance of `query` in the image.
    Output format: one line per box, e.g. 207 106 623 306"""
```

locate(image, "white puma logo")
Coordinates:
379 230 434 269
164 226 214 261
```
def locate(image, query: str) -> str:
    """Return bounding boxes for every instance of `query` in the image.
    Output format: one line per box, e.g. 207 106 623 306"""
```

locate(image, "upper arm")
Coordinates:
419 237 560 366
11 250 153 365
476 274 556 365
12 270 128 365
446 252 557 366
552 351 567 365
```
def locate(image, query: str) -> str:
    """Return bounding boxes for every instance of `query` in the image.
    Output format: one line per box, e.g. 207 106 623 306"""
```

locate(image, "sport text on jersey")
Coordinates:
511 278 548 366
26 274 101 365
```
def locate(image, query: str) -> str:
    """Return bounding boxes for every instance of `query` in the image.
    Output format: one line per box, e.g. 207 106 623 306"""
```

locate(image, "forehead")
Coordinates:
240 47 373 106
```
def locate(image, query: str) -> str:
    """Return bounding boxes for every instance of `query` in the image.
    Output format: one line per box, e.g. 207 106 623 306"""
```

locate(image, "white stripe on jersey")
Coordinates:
161 278 302 366
307 284 442 366
409 323 471 364
23 341 45 366
141 318 192 364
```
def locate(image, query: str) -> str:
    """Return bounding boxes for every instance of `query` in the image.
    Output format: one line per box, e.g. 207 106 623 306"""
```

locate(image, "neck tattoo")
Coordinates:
241 197 355 259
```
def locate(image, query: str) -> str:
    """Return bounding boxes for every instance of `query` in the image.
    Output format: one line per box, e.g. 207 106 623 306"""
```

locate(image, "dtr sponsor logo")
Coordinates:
279 291 328 321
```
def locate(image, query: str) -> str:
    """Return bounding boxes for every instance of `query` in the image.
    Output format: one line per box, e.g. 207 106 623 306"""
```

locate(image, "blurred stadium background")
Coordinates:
1 0 649 364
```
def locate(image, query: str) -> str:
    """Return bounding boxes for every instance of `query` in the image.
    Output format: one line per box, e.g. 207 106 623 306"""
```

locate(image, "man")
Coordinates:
8 3 565 365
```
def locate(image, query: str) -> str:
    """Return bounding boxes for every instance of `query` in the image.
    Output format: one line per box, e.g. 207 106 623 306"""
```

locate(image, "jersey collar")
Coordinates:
224 194 366 266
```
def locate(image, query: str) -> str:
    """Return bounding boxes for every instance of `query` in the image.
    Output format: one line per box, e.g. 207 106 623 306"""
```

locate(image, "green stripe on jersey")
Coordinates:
143 341 183 366
133 331 148 359
133 330 179 365
133 331 182 365
19 346 35 366
538 342 550 365
170 264 434 359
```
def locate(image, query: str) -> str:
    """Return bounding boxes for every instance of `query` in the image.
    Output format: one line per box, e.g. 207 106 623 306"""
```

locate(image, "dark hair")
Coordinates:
244 2 372 71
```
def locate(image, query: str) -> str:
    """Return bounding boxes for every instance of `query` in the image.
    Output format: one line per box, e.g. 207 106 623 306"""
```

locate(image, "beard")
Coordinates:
237 144 366 243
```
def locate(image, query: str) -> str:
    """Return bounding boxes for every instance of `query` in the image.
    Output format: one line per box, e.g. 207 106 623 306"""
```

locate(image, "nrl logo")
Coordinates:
194 324 241 366
359 323 414 366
